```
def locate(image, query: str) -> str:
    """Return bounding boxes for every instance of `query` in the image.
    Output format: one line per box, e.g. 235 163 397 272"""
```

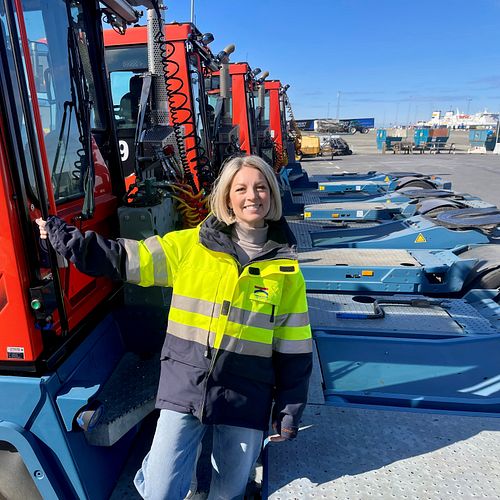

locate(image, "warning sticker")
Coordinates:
356 210 364 218
384 176 390 182
355 185 361 191
319 185 325 191
7 347 25 359
414 233 427 243
304 211 311 218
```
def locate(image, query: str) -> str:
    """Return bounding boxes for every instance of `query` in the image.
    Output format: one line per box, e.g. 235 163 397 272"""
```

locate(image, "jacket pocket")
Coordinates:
246 277 283 325
160 333 210 370
221 350 275 385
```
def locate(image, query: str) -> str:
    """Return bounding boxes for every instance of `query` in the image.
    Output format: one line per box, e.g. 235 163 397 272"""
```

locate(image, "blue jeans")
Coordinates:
134 409 264 500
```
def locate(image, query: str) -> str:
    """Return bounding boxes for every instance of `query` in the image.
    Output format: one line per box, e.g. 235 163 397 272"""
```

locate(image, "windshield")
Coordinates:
105 44 148 129
3 0 102 202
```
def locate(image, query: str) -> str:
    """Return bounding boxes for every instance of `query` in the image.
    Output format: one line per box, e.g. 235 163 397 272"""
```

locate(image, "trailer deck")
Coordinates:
266 389 500 498
266 290 500 498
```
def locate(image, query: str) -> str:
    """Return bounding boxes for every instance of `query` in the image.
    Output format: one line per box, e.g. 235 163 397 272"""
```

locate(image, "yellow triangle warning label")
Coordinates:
415 233 427 243
384 176 390 182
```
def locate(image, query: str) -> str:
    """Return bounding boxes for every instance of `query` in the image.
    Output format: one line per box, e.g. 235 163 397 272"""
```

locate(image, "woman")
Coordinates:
37 155 312 500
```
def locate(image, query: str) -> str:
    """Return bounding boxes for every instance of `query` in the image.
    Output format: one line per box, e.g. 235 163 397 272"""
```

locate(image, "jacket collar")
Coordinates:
199 214 297 262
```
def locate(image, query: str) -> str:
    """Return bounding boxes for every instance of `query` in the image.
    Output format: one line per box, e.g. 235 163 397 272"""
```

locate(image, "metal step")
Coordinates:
85 352 160 447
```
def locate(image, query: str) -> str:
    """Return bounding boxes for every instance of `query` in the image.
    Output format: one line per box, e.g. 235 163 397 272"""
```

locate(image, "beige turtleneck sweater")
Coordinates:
231 223 269 265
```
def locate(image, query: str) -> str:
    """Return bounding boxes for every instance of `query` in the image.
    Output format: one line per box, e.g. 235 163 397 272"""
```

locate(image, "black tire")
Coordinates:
419 205 456 218
396 179 434 190
465 267 500 292
349 126 357 134
361 127 369 134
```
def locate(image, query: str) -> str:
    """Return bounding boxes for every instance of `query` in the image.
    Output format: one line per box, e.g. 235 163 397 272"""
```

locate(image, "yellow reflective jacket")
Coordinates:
46 214 312 437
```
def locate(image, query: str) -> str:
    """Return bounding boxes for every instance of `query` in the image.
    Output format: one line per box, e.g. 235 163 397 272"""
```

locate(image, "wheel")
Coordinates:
361 127 369 134
396 179 434 190
419 205 456 218
349 126 357 134
465 267 500 292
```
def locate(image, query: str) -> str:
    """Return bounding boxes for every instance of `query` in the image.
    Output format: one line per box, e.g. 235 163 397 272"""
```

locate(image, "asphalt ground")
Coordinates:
301 129 500 207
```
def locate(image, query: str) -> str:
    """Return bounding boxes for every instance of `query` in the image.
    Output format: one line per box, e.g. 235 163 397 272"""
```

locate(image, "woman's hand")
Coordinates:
35 218 48 239
268 422 287 443
268 433 287 443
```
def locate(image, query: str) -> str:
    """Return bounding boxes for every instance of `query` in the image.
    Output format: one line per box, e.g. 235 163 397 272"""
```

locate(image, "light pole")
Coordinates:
191 0 195 23
466 97 472 115
336 91 341 119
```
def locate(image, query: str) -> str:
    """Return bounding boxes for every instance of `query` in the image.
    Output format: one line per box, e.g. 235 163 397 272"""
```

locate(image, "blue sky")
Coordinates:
148 0 500 126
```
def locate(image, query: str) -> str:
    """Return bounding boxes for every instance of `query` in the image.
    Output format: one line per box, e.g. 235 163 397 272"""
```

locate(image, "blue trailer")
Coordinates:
309 208 500 249
468 129 497 153
413 127 455 153
376 128 404 152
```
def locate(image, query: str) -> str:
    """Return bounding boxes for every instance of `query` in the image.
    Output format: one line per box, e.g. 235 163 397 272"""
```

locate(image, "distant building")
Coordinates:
420 110 499 129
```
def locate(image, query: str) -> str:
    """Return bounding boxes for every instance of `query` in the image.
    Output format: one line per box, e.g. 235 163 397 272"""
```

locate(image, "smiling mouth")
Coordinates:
243 204 262 209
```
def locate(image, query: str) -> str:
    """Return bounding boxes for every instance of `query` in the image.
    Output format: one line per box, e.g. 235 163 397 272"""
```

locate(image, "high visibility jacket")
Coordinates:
46 214 312 437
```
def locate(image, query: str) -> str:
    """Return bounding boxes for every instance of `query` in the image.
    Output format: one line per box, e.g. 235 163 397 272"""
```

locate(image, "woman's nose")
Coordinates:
247 188 258 199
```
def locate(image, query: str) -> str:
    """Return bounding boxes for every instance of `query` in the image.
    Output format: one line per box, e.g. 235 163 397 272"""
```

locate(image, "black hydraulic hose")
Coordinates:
3 0 69 334
150 1 193 189
52 101 73 199
65 19 95 219
150 0 215 192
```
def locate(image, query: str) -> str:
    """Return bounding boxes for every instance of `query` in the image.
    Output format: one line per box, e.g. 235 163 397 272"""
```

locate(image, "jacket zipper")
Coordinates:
200 260 239 421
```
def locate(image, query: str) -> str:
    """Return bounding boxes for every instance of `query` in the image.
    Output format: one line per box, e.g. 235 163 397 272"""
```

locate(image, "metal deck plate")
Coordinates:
322 180 385 186
304 201 401 210
266 404 500 499
291 191 321 205
288 220 379 250
299 248 420 267
308 294 447 335
307 294 499 336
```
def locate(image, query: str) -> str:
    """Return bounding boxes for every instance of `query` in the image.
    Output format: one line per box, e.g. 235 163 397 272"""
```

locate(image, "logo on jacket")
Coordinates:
253 286 269 299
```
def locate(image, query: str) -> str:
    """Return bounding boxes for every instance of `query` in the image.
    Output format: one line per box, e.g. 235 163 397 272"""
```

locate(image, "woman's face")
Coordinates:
228 166 271 228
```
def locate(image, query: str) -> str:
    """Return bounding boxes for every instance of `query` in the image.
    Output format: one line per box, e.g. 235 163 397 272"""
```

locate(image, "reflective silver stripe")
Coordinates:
168 319 216 346
228 306 272 330
144 236 169 286
220 335 272 358
171 294 221 318
273 337 313 354
276 311 310 328
120 238 141 284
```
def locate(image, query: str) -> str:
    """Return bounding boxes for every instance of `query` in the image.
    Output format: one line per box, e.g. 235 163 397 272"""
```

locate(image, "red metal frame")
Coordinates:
228 62 254 155
104 23 211 191
0 4 118 363
265 80 284 152
0 114 43 362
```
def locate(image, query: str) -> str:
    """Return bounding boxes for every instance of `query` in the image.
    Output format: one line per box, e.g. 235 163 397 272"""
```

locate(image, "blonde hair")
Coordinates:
209 155 282 225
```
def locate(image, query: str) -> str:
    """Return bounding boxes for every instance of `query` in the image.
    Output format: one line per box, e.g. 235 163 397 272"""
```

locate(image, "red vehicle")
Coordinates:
0 2 199 497
104 22 220 194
